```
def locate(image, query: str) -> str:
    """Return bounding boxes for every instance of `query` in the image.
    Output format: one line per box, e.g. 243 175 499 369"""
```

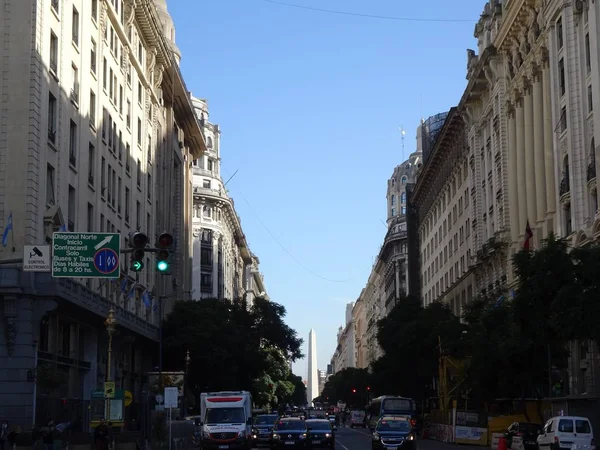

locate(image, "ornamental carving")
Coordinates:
535 45 549 67
100 2 108 35
124 0 137 28
511 43 522 73
519 31 530 58
147 47 157 78
154 64 164 90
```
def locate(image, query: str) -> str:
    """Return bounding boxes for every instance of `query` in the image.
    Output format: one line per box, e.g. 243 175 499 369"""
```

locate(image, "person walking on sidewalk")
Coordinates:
0 420 8 450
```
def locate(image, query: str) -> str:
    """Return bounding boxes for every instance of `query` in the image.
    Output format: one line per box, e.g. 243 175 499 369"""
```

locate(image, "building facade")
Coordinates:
459 0 510 299
330 302 356 373
411 108 476 314
0 0 204 427
351 297 367 369
190 96 266 303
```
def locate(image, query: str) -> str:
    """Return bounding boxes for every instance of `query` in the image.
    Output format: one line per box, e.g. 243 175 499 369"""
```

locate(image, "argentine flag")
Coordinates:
2 212 13 247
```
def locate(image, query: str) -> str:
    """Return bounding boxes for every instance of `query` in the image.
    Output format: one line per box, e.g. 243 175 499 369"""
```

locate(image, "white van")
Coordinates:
350 410 366 428
537 416 595 450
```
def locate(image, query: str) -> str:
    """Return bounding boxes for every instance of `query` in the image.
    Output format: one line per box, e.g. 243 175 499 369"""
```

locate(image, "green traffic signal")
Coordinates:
157 260 169 272
132 260 144 271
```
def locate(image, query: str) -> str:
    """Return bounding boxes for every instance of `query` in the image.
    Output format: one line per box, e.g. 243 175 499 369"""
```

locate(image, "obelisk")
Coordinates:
308 329 318 405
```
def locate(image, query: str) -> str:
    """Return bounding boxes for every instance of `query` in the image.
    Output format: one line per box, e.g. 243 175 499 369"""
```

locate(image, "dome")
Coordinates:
153 0 181 63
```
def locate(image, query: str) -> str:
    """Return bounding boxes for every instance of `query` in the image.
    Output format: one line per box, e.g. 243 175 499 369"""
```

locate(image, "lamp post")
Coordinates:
105 308 117 419
182 350 191 417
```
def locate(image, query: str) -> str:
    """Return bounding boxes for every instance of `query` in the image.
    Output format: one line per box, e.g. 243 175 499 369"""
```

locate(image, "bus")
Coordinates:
366 396 417 428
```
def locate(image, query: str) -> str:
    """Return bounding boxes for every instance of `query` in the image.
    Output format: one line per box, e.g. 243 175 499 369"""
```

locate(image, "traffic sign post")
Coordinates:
52 232 121 278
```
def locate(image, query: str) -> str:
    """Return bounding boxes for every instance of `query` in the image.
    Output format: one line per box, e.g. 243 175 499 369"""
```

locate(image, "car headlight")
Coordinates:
237 430 246 438
325 433 331 438
407 434 415 441
299 433 307 439
373 433 380 441
272 434 280 440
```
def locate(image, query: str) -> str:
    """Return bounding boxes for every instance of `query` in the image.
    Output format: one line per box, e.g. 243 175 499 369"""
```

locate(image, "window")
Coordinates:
147 134 152 163
89 91 96 127
138 42 143 63
557 17 563 50
391 208 396 217
401 206 407 215
102 57 107 90
401 192 406 204
118 177 122 213
90 39 97 73
126 100 131 128
136 200 141 229
91 0 98 21
136 159 141 186
147 174 152 201
69 120 77 165
137 118 142 145
88 143 95 186
125 144 131 172
71 64 79 104
101 156 106 193
72 7 79 46
68 185 76 231
119 85 123 114
109 68 114 99
391 195 396 205
401 176 407 184
87 203 94 232
585 33 591 74
560 106 567 132
47 93 57 143
203 179 211 189
138 81 143 104
558 58 565 97
51 0 59 13
50 32 58 74
125 187 130 221
46 164 56 206
588 85 593 113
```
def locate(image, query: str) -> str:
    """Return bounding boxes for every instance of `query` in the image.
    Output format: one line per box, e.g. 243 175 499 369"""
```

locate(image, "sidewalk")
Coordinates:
420 438 491 450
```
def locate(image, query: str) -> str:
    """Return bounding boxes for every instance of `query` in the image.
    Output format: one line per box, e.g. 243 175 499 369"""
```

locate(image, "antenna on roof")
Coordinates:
399 125 406 160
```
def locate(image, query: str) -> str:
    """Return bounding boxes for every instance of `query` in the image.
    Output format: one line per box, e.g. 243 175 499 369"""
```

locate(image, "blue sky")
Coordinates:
168 0 485 379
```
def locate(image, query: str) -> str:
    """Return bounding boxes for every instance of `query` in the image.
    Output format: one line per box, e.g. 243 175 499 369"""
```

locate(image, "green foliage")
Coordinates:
285 373 308 406
162 297 303 408
320 367 372 406
372 295 465 402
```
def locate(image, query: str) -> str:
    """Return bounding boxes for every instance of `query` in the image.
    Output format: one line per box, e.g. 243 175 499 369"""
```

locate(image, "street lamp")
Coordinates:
105 308 117 418
183 350 191 417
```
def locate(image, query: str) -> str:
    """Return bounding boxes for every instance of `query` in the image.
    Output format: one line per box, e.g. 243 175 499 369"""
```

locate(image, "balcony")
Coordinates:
70 84 79 105
193 186 231 203
193 167 217 178
50 59 57 74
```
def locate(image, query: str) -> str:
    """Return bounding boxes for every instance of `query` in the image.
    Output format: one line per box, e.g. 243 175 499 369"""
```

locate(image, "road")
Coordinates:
333 426 489 450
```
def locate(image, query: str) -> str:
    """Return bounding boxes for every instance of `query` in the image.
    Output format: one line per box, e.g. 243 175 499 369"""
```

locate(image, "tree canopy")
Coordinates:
318 367 372 406
161 297 304 409
367 236 600 408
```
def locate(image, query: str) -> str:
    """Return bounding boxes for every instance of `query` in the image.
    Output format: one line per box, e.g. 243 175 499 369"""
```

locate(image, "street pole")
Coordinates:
105 309 117 420
547 343 553 397
159 295 163 389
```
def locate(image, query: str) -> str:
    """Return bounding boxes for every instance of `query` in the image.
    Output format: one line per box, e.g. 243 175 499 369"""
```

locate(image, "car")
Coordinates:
252 414 279 447
270 418 308 448
371 416 416 450
305 419 336 448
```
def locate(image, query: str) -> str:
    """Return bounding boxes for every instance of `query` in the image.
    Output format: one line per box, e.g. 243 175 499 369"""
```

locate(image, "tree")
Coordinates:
284 373 307 406
320 368 372 406
161 297 303 407
371 295 465 402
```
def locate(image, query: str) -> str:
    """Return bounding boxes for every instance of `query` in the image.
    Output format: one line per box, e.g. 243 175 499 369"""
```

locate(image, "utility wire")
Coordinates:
234 188 353 283
261 0 476 23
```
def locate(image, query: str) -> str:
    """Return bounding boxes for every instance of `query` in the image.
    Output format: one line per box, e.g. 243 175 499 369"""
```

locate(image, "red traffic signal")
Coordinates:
352 388 357 393
157 232 174 248
130 231 148 249
366 386 371 391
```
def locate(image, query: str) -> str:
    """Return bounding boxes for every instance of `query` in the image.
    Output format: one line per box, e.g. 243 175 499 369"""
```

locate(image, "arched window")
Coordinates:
391 178 395 186
401 192 406 204
401 176 408 184
207 136 213 148
391 195 396 205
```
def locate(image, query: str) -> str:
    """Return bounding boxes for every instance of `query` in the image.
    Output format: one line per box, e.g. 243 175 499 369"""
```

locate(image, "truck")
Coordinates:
199 391 253 449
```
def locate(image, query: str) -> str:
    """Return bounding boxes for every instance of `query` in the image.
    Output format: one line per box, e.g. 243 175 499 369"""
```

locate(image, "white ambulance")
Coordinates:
199 391 253 450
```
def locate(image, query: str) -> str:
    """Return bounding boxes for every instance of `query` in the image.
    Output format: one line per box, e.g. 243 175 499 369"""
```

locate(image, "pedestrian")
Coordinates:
0 420 8 450
42 420 55 450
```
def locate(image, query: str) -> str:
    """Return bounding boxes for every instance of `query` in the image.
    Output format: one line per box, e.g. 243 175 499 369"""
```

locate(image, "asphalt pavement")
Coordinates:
333 426 490 450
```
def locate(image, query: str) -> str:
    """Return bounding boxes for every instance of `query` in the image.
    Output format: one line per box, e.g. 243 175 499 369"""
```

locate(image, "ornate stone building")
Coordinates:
495 0 558 260
190 96 267 303
411 108 476 314
459 0 510 298
0 0 204 427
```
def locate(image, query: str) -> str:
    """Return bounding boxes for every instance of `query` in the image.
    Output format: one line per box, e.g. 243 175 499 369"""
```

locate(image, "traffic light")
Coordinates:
352 388 357 393
156 232 173 273
366 386 371 391
129 231 148 271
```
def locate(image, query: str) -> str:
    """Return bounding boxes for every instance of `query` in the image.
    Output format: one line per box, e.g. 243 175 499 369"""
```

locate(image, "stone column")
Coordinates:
516 95 527 236
524 82 536 225
532 67 547 224
542 62 557 218
508 104 520 243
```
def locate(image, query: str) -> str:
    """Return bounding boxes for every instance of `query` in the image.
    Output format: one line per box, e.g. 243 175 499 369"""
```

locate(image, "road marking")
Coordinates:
337 441 351 450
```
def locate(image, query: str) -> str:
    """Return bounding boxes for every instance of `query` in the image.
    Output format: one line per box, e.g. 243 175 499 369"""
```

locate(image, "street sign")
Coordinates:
104 381 115 398
124 390 133 407
52 232 120 278
23 245 51 272
164 387 178 408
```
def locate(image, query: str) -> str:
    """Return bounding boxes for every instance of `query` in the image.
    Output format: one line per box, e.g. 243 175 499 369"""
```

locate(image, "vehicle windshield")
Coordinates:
274 420 306 431
254 415 278 425
377 419 411 432
382 398 413 413
205 407 245 424
307 421 331 430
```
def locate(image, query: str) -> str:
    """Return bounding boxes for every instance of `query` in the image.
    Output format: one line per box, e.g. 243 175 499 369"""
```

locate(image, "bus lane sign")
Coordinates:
52 232 121 279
